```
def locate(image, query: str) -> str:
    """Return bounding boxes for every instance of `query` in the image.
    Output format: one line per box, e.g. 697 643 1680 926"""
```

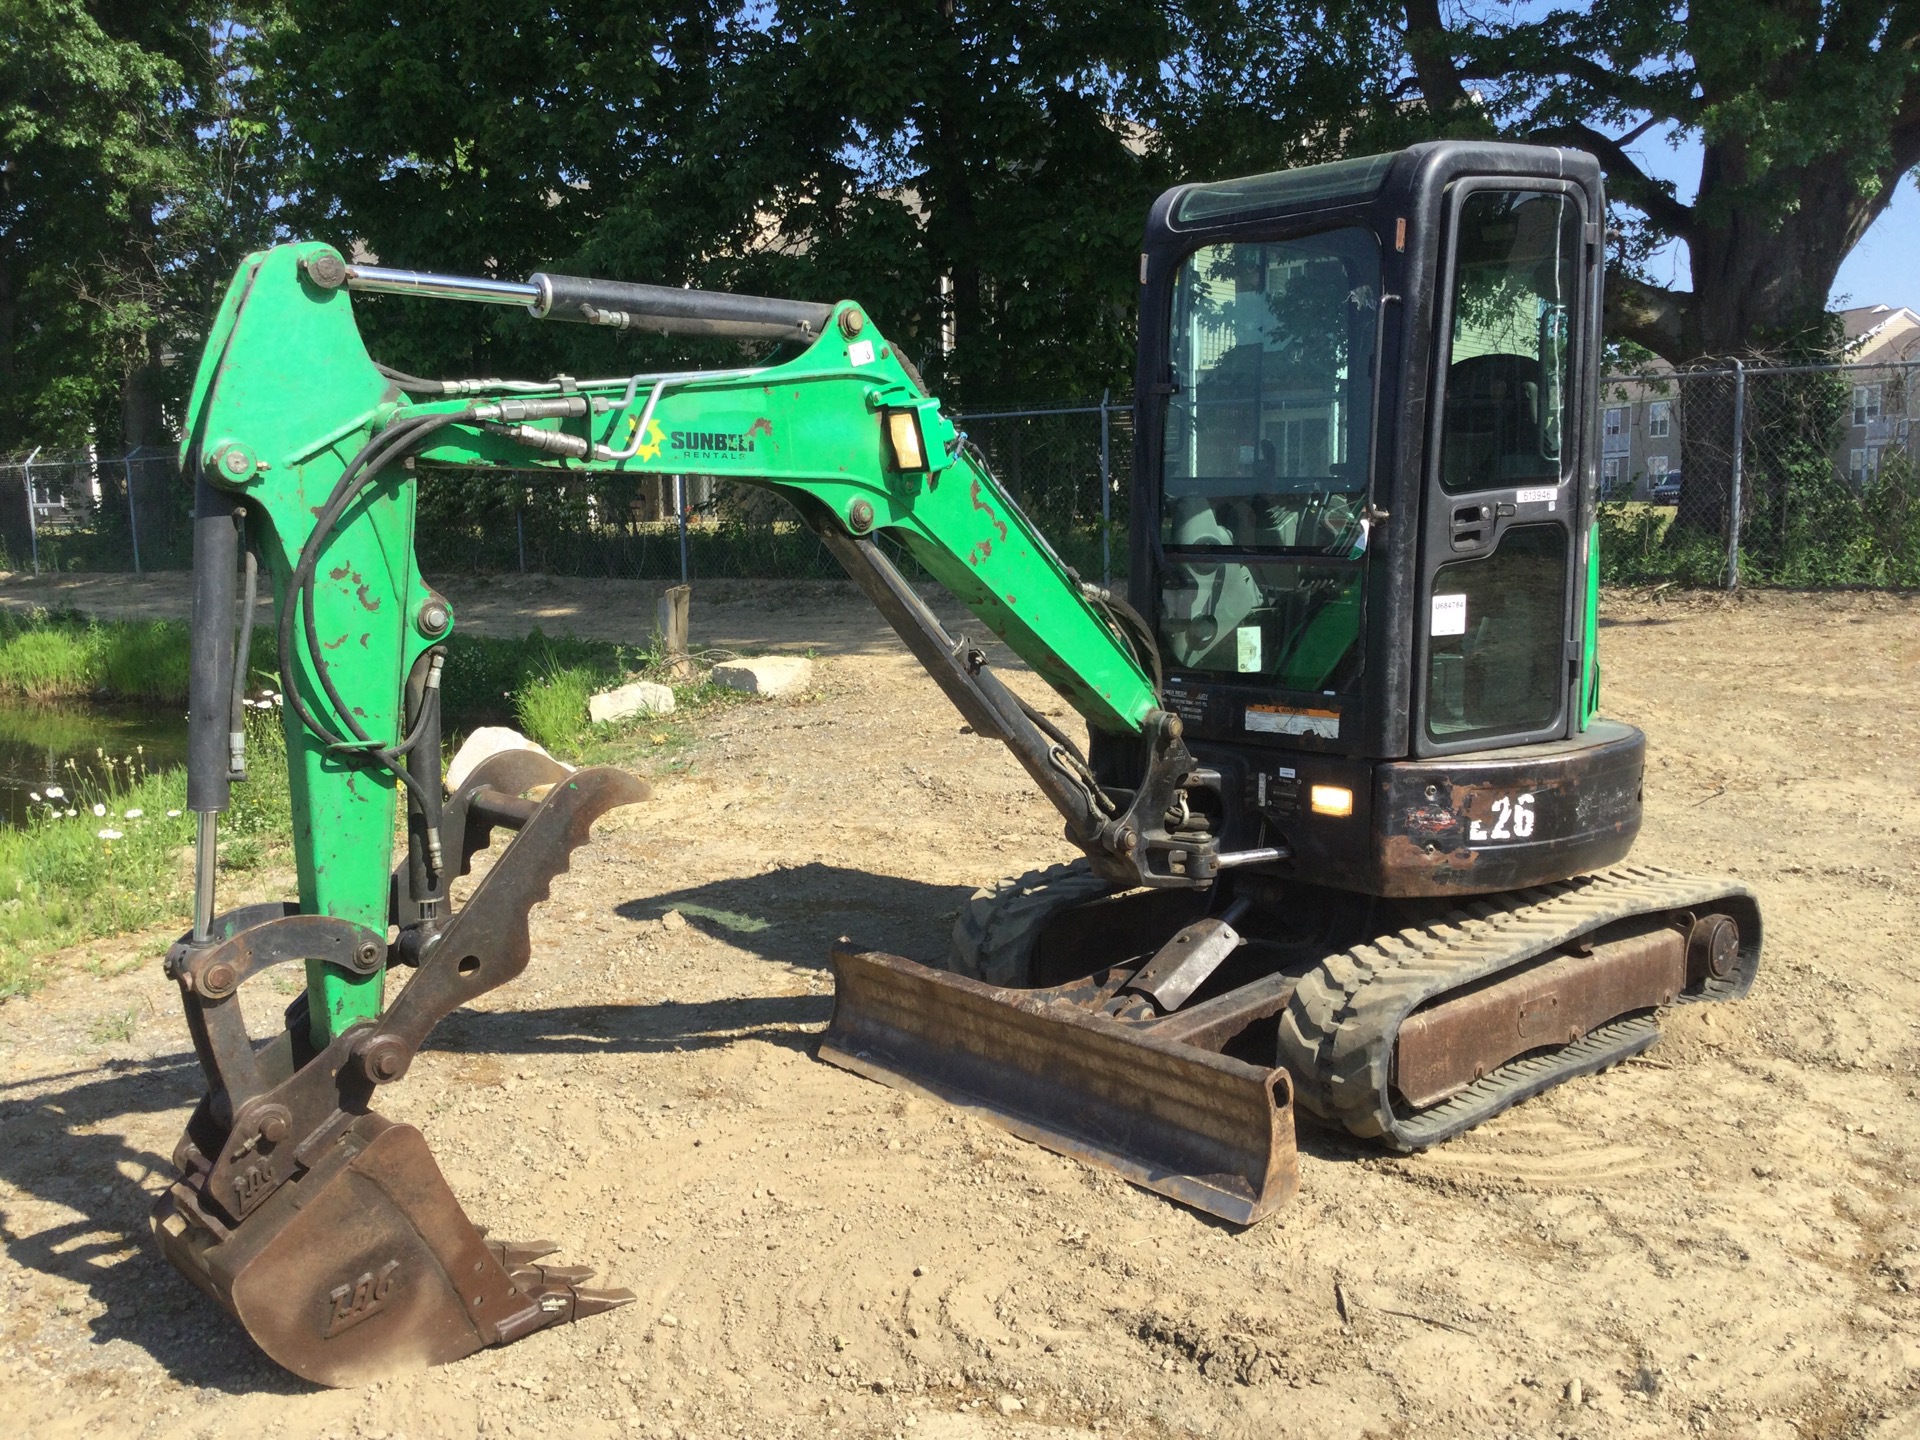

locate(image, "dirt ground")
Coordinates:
1 577 1917 1440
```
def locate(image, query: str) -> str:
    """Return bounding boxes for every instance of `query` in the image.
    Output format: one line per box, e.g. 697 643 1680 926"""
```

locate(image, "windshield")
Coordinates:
1158 227 1380 689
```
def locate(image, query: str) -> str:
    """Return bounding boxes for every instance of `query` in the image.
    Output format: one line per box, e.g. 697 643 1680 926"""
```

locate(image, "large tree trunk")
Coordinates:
1657 145 1891 537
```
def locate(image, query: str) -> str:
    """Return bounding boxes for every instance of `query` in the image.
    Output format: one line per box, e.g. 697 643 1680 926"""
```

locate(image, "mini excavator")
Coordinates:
158 141 1761 1384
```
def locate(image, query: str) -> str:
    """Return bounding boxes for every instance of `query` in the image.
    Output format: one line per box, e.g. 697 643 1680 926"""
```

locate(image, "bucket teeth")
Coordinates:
484 1236 563 1268
484 1236 634 1326
517 1261 598 1286
511 1262 637 1325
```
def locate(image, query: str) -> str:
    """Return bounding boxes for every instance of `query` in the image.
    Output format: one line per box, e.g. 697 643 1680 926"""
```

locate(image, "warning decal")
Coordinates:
1246 703 1340 739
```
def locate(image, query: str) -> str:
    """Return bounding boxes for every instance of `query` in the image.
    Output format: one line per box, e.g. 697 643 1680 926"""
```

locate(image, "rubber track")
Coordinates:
948 860 1112 986
1277 864 1761 1151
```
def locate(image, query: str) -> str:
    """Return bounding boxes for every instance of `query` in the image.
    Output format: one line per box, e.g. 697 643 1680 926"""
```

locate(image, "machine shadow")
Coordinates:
609 861 980 972
0 1056 319 1395
0 862 1363 1386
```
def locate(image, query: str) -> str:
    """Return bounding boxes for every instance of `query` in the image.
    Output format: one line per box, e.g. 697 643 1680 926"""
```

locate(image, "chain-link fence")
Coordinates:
0 398 1136 587
9 370 1914 590
0 447 190 575
1597 360 1920 587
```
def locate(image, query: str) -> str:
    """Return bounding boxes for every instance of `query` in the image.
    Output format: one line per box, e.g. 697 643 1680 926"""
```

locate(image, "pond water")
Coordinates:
0 700 188 828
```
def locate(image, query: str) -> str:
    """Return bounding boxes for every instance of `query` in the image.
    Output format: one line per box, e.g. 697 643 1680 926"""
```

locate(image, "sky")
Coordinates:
1625 128 1920 316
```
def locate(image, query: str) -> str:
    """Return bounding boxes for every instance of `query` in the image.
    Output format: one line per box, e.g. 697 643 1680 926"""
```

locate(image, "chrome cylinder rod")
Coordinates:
344 265 540 307
193 813 219 942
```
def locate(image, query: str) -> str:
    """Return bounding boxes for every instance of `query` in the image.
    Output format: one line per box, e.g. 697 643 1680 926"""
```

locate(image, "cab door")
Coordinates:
1413 180 1593 757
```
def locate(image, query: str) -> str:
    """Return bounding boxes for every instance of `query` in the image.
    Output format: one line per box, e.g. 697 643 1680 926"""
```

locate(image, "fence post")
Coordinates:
22 446 40 578
1726 360 1745 591
124 456 143 575
1099 388 1112 588
674 474 690 585
515 495 527 573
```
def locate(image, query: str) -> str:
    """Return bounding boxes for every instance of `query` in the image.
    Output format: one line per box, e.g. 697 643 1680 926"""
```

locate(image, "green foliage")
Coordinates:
0 4 280 450
0 738 192 997
0 609 194 700
512 657 602 754
1406 1 1920 361
1598 502 1726 585
0 704 296 998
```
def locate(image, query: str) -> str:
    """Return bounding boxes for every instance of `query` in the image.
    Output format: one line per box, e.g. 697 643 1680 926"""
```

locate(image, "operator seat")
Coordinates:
1441 352 1558 488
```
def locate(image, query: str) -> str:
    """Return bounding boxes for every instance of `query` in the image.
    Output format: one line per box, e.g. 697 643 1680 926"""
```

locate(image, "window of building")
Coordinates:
1854 385 1883 427
1602 456 1623 496
1647 400 1671 439
1849 447 1879 486
1604 406 1625 440
1648 455 1670 479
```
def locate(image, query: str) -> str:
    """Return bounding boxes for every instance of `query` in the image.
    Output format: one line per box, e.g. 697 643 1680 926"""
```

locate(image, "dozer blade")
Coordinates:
820 942 1298 1225
153 1113 632 1386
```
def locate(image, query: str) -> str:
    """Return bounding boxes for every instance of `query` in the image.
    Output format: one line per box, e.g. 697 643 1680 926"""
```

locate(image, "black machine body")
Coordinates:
1109 140 1637 897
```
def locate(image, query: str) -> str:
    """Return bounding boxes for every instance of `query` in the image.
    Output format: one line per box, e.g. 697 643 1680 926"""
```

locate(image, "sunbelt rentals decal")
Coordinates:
670 416 773 460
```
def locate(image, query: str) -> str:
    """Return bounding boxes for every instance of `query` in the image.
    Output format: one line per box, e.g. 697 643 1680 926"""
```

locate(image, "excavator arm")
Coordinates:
182 242 1225 1028
156 242 1282 1385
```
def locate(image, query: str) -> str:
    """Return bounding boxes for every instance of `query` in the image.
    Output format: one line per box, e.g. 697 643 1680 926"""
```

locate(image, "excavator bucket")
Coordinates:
153 1114 630 1386
155 754 646 1385
820 943 1299 1225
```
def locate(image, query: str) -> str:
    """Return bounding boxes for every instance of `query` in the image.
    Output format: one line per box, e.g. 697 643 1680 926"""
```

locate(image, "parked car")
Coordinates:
1650 472 1682 505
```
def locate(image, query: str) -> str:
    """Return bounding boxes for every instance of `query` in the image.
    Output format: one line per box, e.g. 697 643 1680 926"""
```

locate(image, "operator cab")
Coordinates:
1125 141 1641 896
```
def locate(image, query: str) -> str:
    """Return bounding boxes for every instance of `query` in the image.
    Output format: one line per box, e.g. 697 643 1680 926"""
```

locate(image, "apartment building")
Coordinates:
1597 365 1681 500
1837 305 1920 487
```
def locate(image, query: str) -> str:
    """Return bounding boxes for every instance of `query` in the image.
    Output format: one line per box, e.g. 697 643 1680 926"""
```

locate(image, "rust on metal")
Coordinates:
155 763 650 1385
820 942 1299 1226
153 1114 631 1386
1393 926 1687 1109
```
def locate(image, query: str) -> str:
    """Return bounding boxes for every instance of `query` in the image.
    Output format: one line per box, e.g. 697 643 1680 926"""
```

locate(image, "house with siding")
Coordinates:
1596 363 1681 500
1837 305 1920 487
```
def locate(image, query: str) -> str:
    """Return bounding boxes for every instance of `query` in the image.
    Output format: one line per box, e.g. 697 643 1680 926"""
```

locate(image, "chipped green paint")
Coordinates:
184 242 1158 1043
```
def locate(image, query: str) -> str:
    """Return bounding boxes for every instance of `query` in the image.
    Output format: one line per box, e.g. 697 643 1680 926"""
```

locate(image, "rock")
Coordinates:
711 656 814 698
445 726 570 793
1565 1378 1584 1407
589 679 676 724
996 1395 1024 1416
660 910 688 932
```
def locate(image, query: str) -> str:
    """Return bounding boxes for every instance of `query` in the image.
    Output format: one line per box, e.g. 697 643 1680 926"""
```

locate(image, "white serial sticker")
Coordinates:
1246 705 1339 738
1516 486 1557 509
1431 593 1467 637
1235 625 1262 672
847 340 876 366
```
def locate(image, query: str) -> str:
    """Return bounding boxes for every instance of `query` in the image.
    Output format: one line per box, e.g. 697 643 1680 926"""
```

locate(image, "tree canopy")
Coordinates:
6 0 1919 450
1404 0 1920 363
0 1 273 450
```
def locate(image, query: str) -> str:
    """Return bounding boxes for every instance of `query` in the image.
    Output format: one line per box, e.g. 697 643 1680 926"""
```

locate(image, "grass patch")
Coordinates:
0 706 293 1000
0 747 195 998
0 613 757 994
0 609 196 703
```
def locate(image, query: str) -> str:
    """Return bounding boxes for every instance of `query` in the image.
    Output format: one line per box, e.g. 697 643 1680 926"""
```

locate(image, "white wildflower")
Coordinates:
166 809 182 818
123 808 143 819
97 829 123 841
93 803 107 817
45 785 64 799
64 808 77 817
28 792 39 804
